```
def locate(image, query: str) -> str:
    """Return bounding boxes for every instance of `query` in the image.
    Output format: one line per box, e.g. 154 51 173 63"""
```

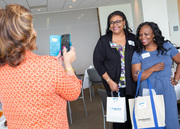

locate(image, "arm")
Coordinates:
93 37 107 76
55 72 82 101
56 47 76 76
171 52 180 86
102 72 118 92
55 47 81 101
132 62 165 82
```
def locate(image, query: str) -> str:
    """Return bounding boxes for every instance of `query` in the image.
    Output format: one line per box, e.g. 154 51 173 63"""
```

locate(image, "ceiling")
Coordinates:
0 0 131 14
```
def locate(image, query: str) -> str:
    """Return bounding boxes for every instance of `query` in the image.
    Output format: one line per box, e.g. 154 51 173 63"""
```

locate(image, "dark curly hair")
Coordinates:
105 11 132 35
136 22 170 55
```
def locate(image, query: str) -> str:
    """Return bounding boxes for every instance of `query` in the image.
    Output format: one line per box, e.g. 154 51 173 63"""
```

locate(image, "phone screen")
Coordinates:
61 34 70 56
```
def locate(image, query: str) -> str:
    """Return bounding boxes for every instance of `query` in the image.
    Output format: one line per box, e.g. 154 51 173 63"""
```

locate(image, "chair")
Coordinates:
87 68 103 101
77 75 88 117
97 88 112 129
67 75 88 124
177 102 180 121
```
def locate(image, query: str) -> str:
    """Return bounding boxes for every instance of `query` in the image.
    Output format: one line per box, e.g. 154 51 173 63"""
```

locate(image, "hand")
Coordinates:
152 62 164 72
63 46 76 66
170 77 178 86
56 51 63 65
108 80 119 92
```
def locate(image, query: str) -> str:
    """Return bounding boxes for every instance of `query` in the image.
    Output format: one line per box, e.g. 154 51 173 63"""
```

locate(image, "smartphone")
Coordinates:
49 35 61 56
61 34 71 56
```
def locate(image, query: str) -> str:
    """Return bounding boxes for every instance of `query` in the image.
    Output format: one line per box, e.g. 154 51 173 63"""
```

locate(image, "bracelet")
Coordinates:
175 79 178 84
134 70 141 76
65 67 74 72
106 78 111 83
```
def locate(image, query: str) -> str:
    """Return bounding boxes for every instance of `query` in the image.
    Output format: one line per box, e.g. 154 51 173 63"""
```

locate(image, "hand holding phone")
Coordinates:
56 51 63 65
63 46 76 64
61 34 71 56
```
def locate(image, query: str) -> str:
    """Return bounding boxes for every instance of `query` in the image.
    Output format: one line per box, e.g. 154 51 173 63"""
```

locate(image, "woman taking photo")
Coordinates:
0 4 81 129
93 11 136 129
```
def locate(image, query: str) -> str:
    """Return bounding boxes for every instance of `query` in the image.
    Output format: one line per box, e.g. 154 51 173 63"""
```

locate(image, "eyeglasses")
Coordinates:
110 20 124 25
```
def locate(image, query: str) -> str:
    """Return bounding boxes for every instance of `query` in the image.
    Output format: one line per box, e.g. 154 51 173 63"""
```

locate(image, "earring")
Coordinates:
153 37 156 41
123 25 126 29
109 27 111 31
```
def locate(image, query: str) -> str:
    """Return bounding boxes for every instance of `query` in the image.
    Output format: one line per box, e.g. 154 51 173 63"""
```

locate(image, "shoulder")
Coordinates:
163 41 179 57
35 54 57 63
99 33 111 42
162 41 177 50
126 33 136 40
133 50 147 58
132 51 142 64
163 41 172 48
163 41 177 51
133 51 140 57
32 54 61 69
96 33 111 47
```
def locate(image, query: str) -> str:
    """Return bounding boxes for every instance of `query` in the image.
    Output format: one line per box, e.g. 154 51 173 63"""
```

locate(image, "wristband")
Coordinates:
106 78 111 83
65 67 74 72
175 80 178 83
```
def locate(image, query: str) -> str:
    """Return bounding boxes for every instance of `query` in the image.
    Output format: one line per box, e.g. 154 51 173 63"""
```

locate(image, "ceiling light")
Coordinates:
69 6 73 8
37 9 41 12
72 0 76 2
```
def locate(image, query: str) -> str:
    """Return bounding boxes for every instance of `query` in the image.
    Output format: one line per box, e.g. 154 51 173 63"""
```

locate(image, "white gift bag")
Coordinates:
129 71 165 129
106 96 127 123
129 95 165 129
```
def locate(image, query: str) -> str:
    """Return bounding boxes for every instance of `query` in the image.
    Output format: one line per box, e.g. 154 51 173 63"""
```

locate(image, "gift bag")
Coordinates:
128 71 165 129
106 95 127 123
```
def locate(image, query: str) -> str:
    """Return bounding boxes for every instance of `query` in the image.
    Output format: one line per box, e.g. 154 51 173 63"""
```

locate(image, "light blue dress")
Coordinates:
132 42 180 129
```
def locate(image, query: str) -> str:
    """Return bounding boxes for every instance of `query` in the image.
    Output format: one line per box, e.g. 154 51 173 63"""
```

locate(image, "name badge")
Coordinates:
109 41 122 48
109 41 117 48
128 40 135 46
142 52 150 59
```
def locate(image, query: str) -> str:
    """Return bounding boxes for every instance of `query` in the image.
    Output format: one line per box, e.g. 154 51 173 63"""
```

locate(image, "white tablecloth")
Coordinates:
0 116 7 129
82 69 92 89
82 66 93 89
175 83 180 100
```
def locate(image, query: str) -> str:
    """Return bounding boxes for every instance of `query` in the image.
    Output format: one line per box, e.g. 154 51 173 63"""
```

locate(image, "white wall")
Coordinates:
98 4 134 35
167 0 180 46
33 8 100 74
141 0 170 40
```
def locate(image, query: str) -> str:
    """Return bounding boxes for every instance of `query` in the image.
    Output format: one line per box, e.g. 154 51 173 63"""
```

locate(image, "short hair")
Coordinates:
0 4 37 67
105 11 132 35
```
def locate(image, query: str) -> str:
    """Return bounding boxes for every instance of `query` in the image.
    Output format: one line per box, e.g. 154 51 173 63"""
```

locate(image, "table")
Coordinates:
82 66 94 89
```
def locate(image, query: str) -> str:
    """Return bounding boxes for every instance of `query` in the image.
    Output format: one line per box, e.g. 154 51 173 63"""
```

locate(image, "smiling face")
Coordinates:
109 15 125 35
139 25 155 47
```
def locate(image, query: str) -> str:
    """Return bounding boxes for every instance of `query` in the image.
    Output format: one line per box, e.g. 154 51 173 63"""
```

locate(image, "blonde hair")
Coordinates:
0 4 37 67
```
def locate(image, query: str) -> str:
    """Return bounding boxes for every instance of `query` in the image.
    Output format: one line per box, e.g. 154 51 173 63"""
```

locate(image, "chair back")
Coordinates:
87 68 102 83
97 89 107 111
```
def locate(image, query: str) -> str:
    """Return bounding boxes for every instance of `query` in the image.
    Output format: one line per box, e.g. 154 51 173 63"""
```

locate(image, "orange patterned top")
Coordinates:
0 51 81 129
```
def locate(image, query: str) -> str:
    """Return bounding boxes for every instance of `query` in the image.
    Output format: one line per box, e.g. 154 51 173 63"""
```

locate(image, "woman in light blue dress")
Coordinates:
131 22 180 129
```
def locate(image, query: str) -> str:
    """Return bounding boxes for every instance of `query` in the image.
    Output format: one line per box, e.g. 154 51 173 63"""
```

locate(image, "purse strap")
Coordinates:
133 71 159 129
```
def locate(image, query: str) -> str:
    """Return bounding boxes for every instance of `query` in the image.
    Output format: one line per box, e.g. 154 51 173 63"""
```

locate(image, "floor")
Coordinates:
0 85 180 129
69 85 109 129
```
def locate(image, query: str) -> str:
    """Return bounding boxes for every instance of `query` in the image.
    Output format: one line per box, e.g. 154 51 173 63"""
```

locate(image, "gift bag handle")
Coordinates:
133 71 159 129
